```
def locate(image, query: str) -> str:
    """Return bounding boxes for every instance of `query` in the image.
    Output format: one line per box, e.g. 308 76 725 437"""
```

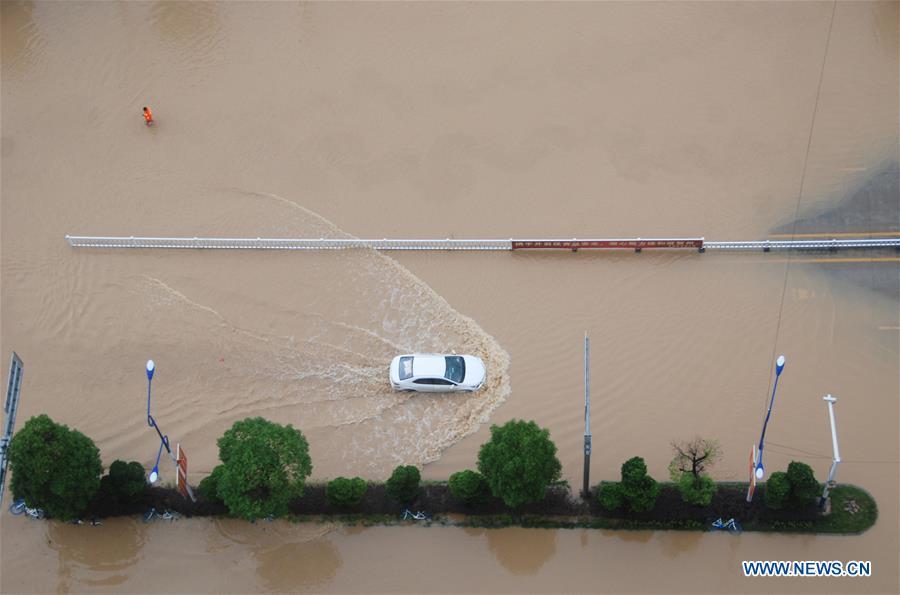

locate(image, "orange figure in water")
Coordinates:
142 106 154 126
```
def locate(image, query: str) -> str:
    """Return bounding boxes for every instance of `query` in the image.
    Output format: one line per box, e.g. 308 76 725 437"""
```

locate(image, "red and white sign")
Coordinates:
746 445 758 502
175 444 195 501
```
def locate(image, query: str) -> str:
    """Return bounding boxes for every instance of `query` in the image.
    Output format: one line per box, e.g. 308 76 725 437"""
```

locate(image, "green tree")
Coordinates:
619 457 660 513
198 465 225 505
107 460 146 500
8 414 103 520
764 471 790 510
386 465 420 504
215 417 312 520
97 460 147 508
596 482 623 512
668 437 720 479
785 461 818 508
477 419 562 508
677 474 716 506
326 477 367 509
669 437 720 506
449 470 490 506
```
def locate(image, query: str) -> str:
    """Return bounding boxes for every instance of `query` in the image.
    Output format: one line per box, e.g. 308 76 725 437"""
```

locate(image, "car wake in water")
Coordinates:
116 189 511 478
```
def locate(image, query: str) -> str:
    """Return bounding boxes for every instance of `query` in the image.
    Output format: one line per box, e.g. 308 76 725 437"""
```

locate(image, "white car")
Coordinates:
389 354 486 392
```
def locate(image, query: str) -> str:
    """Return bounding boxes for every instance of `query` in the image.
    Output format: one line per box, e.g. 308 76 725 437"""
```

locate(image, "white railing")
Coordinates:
64 235 900 252
704 238 900 251
64 236 513 250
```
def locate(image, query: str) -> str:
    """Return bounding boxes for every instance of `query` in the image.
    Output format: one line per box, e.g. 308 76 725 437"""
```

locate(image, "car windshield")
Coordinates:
444 356 465 383
399 356 414 380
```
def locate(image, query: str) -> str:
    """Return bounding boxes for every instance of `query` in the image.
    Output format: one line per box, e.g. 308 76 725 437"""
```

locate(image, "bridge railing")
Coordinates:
64 236 514 250
704 238 900 251
65 235 900 252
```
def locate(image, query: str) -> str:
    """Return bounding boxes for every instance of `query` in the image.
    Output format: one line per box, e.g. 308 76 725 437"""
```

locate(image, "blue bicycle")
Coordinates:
8 499 44 519
711 518 741 533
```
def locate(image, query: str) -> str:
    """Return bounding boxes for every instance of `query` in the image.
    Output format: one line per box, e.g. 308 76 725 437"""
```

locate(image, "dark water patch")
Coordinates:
773 161 899 236
806 260 899 302
772 161 899 300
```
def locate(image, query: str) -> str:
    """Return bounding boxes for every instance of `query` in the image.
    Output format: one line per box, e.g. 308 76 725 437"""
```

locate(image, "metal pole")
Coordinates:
146 359 155 426
582 332 591 498
754 355 786 481
819 395 841 509
145 362 177 468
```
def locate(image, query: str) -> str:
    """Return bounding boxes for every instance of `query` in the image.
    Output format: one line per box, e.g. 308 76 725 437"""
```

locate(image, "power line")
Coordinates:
767 440 830 459
763 0 838 409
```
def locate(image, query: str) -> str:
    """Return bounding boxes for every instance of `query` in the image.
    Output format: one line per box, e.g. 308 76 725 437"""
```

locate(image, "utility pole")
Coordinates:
582 332 591 499
819 395 841 510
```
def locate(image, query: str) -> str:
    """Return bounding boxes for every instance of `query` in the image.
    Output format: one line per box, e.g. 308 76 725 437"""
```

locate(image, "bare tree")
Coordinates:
668 437 721 481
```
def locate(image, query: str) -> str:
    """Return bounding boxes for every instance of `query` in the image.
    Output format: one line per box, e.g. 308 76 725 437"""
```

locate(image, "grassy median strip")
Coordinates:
274 482 877 534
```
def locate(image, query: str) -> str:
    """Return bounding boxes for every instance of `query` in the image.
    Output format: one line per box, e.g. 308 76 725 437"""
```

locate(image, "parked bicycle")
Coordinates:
710 518 741 533
9 499 45 519
143 507 178 523
401 509 430 521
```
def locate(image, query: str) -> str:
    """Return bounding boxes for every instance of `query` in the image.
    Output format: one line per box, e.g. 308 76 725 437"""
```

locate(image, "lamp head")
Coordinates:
775 355 785 376
149 465 159 484
146 359 155 381
755 466 764 480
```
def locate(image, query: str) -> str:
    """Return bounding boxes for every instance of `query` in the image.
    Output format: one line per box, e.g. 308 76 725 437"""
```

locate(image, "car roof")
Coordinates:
412 355 447 378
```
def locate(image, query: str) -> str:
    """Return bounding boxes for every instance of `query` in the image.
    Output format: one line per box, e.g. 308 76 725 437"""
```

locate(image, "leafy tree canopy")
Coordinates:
106 460 146 501
326 476 367 509
215 417 312 520
8 414 103 520
677 474 716 506
449 469 490 507
668 437 720 506
386 465 421 505
198 464 225 505
785 461 819 507
619 456 660 513
477 419 562 508
597 482 623 511
764 471 791 510
668 437 721 481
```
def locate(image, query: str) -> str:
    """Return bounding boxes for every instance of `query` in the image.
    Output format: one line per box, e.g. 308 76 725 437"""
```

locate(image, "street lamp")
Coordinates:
754 355 786 481
819 395 841 510
146 359 155 425
149 441 164 484
145 359 173 484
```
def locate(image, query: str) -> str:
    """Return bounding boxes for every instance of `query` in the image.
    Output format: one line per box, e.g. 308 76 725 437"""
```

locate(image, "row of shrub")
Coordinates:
6 412 822 522
7 413 563 521
199 466 427 512
5 414 150 520
596 455 821 513
194 416 559 519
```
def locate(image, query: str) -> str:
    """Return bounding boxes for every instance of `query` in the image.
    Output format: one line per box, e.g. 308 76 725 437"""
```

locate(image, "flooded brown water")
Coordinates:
1 1 897 593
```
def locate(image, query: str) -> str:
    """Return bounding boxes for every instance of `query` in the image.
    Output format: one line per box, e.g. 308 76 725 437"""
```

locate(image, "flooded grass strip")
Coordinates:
87 482 876 535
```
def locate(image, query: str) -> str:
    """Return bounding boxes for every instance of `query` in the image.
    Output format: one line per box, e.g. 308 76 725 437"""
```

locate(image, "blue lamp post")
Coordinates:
145 359 173 484
149 441 164 484
146 359 155 424
754 355 786 481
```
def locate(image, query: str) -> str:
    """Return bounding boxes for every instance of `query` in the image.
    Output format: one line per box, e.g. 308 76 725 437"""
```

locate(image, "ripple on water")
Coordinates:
114 191 512 477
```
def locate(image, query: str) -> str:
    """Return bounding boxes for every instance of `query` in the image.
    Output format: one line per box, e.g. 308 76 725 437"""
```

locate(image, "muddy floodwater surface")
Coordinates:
1 1 898 593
